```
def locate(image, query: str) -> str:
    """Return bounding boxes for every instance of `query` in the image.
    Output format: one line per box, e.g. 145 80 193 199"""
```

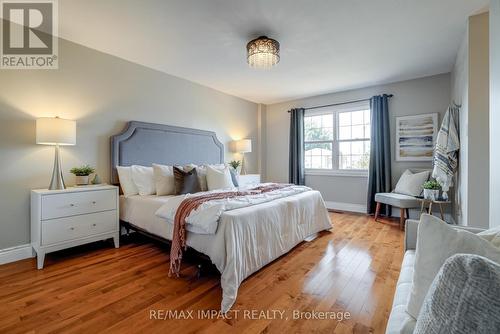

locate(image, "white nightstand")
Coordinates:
238 174 261 187
31 185 119 269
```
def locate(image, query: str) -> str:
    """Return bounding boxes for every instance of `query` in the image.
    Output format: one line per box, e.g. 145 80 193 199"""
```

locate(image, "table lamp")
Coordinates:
36 117 76 190
232 139 252 175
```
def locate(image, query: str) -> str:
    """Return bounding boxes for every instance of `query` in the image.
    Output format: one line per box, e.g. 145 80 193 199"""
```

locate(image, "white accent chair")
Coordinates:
374 169 431 229
374 193 420 229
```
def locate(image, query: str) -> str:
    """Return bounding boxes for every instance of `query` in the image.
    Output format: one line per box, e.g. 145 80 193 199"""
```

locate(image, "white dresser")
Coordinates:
238 174 261 187
31 185 119 269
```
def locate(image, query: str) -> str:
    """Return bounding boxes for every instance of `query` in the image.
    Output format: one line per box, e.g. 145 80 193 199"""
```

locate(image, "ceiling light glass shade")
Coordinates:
246 36 280 69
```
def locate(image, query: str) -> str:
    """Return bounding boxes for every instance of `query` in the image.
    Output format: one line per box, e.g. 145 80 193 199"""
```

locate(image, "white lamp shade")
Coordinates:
234 139 252 153
36 117 76 146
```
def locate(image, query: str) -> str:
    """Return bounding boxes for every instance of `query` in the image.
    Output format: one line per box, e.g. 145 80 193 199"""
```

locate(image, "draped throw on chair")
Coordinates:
289 108 305 185
367 95 392 215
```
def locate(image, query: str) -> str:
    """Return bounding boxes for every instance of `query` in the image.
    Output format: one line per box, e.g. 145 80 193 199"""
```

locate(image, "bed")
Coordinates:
111 121 332 312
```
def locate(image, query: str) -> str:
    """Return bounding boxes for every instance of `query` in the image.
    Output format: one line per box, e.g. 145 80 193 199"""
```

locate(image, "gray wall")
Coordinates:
265 74 451 213
491 0 500 228
0 38 259 250
468 13 490 229
451 13 490 229
451 32 469 226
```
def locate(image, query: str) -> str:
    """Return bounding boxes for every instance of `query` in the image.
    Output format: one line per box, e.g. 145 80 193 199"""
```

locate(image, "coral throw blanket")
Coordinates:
169 183 291 276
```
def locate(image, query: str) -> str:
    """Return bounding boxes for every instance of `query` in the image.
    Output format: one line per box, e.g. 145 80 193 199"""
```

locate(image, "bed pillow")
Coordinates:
153 164 175 196
407 214 500 318
206 165 234 190
185 164 230 191
394 169 430 196
185 164 208 191
116 166 139 197
174 166 201 194
229 169 239 187
130 165 156 196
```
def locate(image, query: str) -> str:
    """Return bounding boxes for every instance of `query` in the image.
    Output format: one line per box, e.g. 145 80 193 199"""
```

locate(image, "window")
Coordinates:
304 102 371 174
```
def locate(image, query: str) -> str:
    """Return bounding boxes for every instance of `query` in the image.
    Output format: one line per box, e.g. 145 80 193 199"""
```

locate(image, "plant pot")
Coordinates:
423 189 439 201
75 175 89 185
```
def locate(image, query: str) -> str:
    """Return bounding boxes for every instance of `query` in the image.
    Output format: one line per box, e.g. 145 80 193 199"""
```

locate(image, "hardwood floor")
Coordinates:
0 213 404 334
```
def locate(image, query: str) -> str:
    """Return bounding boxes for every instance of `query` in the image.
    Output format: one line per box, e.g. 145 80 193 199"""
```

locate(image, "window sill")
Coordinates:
305 169 368 178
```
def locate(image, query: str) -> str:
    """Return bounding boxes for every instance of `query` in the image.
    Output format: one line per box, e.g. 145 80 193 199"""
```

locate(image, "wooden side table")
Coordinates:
418 198 451 220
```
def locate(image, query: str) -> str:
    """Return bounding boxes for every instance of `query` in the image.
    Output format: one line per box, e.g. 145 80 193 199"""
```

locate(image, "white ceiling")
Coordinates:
59 0 489 104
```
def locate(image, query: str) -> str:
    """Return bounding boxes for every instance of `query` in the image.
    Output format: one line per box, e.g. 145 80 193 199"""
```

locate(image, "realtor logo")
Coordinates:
1 0 58 69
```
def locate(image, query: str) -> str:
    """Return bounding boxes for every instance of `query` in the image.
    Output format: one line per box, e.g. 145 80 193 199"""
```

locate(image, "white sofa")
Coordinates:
385 219 485 334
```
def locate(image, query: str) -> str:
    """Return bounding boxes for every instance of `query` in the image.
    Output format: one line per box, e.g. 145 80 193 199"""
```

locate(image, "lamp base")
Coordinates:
49 145 66 190
240 153 247 175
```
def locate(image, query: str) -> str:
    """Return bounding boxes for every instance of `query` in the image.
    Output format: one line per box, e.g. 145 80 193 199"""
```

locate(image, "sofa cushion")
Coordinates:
407 214 500 318
414 254 500 334
385 250 417 334
375 193 420 208
478 226 500 248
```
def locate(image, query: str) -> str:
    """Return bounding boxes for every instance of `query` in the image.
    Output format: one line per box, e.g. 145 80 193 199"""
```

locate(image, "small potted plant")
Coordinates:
229 160 241 174
70 165 95 185
422 180 441 201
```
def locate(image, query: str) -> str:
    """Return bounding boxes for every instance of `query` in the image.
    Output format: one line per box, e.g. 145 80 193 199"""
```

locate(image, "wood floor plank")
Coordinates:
0 212 403 333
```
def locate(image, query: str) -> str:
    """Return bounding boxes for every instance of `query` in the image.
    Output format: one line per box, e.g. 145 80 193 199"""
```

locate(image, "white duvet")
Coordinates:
155 184 313 234
124 186 332 313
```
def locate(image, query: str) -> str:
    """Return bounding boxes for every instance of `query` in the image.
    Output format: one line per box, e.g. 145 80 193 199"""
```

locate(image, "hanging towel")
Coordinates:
432 106 460 192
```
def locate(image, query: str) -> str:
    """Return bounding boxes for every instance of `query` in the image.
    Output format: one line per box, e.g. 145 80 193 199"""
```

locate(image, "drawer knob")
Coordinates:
92 223 97 227
70 204 75 207
92 201 96 204
70 227 75 230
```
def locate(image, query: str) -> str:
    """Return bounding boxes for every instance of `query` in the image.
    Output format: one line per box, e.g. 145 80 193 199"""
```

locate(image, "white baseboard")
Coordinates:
324 202 456 224
0 244 34 265
325 201 366 214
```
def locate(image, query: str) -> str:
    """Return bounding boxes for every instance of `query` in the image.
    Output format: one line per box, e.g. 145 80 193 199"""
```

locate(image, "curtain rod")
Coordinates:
288 94 394 112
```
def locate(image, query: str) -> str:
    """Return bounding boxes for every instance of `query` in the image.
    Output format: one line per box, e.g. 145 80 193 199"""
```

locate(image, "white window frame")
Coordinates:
304 101 370 177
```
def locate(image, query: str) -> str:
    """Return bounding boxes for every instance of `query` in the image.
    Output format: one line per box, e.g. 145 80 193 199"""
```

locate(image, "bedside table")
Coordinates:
31 185 119 269
238 174 261 187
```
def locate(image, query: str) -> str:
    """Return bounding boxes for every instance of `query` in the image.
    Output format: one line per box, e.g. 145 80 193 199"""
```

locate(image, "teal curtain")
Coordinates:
289 108 305 185
367 95 392 215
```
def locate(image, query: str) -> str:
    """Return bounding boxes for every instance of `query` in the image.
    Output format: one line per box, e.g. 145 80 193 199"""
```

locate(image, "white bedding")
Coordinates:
119 188 332 312
155 185 313 234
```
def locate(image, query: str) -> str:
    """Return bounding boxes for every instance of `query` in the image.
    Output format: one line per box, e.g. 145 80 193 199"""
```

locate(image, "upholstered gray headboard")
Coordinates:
110 121 224 184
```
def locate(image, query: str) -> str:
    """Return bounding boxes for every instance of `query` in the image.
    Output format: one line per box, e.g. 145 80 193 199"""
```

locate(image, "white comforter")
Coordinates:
152 188 332 313
155 184 313 234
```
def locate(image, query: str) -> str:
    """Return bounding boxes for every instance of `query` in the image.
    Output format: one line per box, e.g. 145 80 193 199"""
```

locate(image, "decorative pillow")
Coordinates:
116 166 139 197
478 226 500 249
394 169 430 196
185 164 207 191
407 214 500 318
414 254 500 334
153 164 175 196
174 166 201 195
229 169 239 187
185 164 231 191
206 165 235 191
130 165 156 196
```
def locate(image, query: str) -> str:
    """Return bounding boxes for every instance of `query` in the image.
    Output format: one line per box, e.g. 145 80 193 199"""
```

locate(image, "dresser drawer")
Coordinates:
41 189 116 220
41 210 117 245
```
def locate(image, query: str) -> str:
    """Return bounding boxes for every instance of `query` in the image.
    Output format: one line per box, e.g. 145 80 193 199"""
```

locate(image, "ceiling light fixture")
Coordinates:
246 36 280 69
